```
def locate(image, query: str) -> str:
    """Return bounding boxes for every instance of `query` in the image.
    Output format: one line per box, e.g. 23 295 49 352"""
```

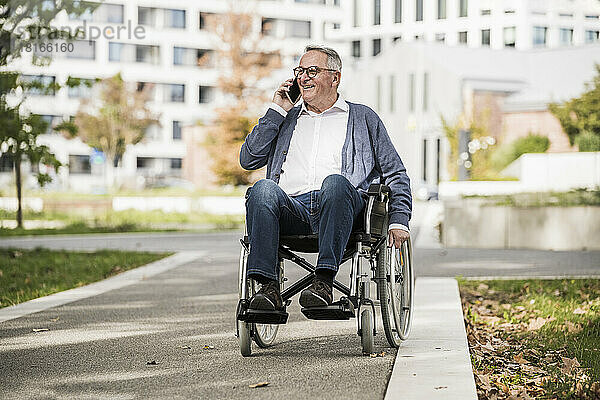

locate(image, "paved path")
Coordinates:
1 231 598 399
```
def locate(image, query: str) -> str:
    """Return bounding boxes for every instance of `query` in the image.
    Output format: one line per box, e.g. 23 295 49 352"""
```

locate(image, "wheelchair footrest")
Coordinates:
237 300 288 324
301 297 355 320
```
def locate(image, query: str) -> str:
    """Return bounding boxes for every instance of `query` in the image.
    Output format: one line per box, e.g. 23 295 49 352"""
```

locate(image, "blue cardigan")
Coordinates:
240 101 412 228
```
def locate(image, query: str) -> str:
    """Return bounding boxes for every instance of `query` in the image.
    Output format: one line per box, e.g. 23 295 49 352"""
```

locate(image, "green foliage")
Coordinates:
575 131 600 152
466 187 600 207
549 64 600 150
0 248 169 308
492 133 550 171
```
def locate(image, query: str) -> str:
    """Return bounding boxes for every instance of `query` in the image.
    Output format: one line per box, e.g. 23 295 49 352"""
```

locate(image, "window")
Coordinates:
481 29 490 46
165 9 185 29
376 76 381 112
164 84 185 103
390 75 395 112
408 73 415 112
352 40 361 57
172 121 182 140
173 47 213 67
93 3 123 24
21 75 55 96
0 154 13 172
334 0 340 6
559 13 573 18
435 33 445 42
458 31 468 44
109 43 160 64
138 7 156 26
395 0 402 23
586 15 600 20
559 28 573 45
393 35 402 42
533 26 547 47
144 125 160 140
199 12 214 30
372 38 381 56
422 139 427 181
481 9 491 15
199 86 213 103
39 115 62 134
137 157 152 169
68 78 94 98
333 23 340 29
69 155 91 174
170 158 182 169
136 82 156 99
261 18 276 36
374 0 381 25
66 40 95 60
415 0 423 21
353 0 360 27
285 19 311 38
504 26 516 47
459 0 468 17
423 72 428 112
586 30 600 43
437 0 446 19
505 9 515 14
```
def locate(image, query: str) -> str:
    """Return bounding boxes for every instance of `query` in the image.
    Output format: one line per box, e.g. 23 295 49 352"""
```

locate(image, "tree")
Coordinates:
549 64 600 151
68 73 160 189
202 6 281 186
0 0 96 228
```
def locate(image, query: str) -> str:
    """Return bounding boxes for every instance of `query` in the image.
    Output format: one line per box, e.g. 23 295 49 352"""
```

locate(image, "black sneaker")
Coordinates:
299 279 333 308
248 280 284 311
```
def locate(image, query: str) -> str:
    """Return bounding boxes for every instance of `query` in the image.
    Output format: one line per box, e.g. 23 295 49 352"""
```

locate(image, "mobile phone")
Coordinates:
286 78 301 104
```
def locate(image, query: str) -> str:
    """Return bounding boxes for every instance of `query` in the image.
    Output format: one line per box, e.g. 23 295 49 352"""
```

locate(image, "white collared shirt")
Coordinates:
274 96 349 196
269 96 409 233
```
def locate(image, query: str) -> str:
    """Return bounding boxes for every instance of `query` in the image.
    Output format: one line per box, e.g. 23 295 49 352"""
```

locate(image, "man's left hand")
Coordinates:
388 229 409 249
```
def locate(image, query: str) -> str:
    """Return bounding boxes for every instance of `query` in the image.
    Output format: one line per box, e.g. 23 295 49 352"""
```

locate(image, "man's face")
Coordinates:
297 50 338 106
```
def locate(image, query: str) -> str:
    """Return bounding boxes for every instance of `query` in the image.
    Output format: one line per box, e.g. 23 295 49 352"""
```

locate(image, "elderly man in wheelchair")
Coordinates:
236 45 414 356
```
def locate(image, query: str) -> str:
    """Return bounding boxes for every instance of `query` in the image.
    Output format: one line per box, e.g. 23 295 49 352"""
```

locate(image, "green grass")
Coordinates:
465 187 600 207
460 279 600 398
0 248 172 308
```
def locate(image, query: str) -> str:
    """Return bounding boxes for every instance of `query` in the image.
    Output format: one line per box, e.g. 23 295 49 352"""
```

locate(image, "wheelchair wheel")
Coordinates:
377 236 415 347
360 308 375 354
238 246 280 355
238 246 252 357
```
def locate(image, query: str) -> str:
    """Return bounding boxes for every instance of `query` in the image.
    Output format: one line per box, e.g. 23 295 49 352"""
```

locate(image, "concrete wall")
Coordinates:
443 201 600 250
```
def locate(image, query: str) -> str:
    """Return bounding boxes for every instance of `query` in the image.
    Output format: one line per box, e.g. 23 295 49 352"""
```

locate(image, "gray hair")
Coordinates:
304 45 342 72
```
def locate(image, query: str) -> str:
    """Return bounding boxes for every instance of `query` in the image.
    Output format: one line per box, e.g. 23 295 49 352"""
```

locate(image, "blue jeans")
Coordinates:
245 174 366 282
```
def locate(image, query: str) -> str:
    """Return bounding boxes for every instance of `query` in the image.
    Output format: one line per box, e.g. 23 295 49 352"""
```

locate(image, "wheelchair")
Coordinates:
236 184 415 356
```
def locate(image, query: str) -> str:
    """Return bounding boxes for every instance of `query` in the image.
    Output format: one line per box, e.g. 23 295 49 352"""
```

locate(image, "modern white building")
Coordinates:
331 0 600 60
1 0 344 192
342 42 600 191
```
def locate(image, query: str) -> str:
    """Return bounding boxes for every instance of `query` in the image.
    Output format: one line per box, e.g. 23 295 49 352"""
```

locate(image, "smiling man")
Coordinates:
240 45 412 311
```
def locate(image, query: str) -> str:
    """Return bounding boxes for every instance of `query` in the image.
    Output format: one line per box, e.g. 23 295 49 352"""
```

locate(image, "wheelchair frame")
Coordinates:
236 184 414 356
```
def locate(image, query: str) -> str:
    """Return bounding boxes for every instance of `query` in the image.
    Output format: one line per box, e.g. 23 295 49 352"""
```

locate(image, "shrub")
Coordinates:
512 134 550 160
575 131 600 152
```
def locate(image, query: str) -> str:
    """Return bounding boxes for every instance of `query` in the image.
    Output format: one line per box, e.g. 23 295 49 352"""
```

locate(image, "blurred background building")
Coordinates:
1 0 599 193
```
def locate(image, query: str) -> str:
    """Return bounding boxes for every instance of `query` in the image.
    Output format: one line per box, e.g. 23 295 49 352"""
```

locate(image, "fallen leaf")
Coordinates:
501 304 511 310
565 321 582 334
32 328 49 332
50 317 59 322
434 386 447 390
513 353 530 364
560 357 580 375
203 345 215 350
248 381 269 388
146 360 158 365
573 307 587 315
477 374 492 391
180 345 191 349
370 351 386 358
527 317 548 331
477 283 489 291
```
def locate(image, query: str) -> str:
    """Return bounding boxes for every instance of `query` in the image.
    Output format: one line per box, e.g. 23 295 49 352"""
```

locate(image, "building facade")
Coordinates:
1 0 344 192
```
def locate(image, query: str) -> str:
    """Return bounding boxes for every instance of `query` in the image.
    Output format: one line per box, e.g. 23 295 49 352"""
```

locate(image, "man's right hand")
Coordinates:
273 79 295 112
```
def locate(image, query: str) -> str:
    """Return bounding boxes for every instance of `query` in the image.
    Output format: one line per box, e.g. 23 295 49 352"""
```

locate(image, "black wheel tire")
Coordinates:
361 309 375 355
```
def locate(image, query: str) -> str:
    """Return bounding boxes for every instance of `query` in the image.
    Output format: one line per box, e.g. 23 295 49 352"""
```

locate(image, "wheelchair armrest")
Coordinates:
367 184 391 196
364 185 390 238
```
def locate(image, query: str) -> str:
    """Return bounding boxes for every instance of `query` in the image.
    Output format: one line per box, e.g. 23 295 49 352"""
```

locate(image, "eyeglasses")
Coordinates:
293 66 338 78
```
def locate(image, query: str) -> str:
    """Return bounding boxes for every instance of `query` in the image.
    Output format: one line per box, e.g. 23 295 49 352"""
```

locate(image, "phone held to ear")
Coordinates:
285 78 301 104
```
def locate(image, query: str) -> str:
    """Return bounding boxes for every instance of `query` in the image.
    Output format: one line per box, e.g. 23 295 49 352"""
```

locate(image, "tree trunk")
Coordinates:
14 155 23 228
105 160 115 191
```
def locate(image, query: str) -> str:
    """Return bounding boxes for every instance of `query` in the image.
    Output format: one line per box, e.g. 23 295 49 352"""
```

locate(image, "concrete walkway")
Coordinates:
0 251 477 399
